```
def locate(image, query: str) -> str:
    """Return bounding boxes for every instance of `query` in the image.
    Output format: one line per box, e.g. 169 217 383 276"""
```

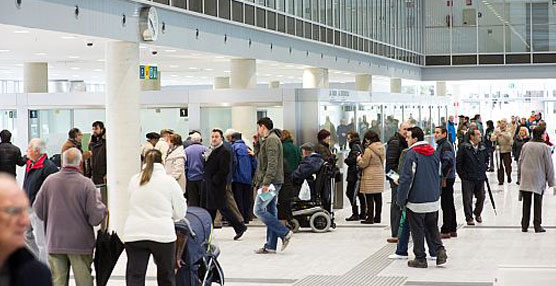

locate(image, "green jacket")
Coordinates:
255 129 284 186
282 139 301 173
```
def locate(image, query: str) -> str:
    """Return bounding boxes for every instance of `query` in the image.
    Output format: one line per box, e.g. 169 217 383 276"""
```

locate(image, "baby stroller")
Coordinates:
289 161 337 233
175 207 224 286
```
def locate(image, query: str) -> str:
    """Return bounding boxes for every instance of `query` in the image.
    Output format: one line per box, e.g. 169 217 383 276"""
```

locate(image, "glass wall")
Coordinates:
154 0 425 65
0 110 17 142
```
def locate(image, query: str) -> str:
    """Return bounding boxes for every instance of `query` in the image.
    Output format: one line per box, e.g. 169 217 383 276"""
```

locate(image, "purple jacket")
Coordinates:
185 142 207 181
33 167 107 255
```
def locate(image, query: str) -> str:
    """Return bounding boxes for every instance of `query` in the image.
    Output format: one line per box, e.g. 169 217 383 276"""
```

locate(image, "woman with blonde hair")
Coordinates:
513 126 530 185
122 149 187 286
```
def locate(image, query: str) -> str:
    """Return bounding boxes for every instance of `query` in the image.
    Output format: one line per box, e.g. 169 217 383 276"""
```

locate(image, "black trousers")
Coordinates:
440 178 457 233
521 191 543 229
186 180 202 207
461 179 485 221
390 185 401 237
498 152 512 184
488 147 495 170
208 205 246 235
407 210 444 261
346 180 366 216
232 182 252 223
364 193 382 221
125 240 176 286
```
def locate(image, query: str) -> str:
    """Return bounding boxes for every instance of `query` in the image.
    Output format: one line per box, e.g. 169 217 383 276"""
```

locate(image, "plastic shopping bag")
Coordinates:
298 180 311 201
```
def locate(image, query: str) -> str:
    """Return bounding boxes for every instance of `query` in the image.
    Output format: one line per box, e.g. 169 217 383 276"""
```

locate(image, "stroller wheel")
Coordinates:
310 212 331 233
288 219 300 233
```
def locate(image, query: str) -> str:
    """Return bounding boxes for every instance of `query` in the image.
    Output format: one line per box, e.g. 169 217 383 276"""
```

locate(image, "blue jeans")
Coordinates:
395 215 436 257
254 184 289 250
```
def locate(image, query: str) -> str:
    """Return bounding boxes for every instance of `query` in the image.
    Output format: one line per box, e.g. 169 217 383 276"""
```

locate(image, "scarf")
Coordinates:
203 142 223 161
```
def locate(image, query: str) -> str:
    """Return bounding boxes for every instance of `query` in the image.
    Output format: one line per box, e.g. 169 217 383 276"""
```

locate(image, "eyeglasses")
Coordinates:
1 206 32 217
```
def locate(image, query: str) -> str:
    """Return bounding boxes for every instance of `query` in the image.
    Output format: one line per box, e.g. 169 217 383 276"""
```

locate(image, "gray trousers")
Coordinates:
390 186 401 237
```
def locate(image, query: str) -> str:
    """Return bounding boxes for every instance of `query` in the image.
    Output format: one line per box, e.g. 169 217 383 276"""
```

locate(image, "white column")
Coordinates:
390 78 402 94
213 76 230 89
355 74 373 92
23 62 48 93
105 41 141 234
303 68 329 88
230 59 257 140
269 81 280 89
436 81 447 97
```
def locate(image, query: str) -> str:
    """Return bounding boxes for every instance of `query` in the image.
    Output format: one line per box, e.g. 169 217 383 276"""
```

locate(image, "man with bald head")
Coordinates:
34 148 107 286
385 120 412 243
0 174 52 285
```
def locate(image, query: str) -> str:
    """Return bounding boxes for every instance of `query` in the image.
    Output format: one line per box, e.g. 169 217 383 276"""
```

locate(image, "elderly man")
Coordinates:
491 119 514 185
185 132 207 207
23 138 58 264
0 175 52 285
34 148 107 286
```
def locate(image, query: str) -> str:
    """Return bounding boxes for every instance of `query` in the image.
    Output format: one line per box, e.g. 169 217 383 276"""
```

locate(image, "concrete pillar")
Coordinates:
24 62 48 93
436 81 447 97
230 59 257 89
105 41 141 234
141 71 161 91
303 68 329 88
269 81 280 89
213 76 230 89
355 74 373 92
390 78 402 94
230 59 257 141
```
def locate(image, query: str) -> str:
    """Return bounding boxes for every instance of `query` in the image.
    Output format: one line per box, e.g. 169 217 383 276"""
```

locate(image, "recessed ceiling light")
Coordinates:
0 49 9 53
34 53 47 56
97 59 105 62
171 74 178 77
140 46 148 49
68 56 80 59
94 69 103 72
169 65 179 68
188 67 198 70
191 53 201 57
214 56 225 59
204 68 213 71
223 70 230 73
72 75 79 78
61 36 77 39
165 49 177 53
14 64 23 67
13 30 30 34
71 67 80 70
186 76 194 78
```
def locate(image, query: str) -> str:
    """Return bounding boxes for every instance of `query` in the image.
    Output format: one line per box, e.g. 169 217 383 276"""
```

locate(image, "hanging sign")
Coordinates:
140 65 158 80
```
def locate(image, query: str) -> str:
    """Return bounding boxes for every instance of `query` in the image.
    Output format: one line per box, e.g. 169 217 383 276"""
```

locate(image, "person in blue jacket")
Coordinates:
292 143 324 191
230 132 257 224
447 116 457 144
397 127 447 268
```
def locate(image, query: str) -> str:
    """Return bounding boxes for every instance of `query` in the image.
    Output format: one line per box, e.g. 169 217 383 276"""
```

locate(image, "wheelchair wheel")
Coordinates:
288 219 300 233
309 212 331 233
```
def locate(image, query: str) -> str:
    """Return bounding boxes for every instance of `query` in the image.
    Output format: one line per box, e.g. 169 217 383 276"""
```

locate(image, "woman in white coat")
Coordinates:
123 149 187 286
165 133 186 192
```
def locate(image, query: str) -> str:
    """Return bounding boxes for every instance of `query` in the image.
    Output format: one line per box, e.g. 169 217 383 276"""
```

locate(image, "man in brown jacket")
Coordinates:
491 119 513 185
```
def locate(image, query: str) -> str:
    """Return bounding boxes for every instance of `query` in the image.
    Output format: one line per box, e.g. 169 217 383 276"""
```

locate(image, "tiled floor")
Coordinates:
73 161 556 285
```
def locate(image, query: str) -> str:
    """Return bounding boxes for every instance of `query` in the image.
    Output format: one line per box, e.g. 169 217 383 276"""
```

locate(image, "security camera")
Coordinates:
87 42 94 47
151 50 158 56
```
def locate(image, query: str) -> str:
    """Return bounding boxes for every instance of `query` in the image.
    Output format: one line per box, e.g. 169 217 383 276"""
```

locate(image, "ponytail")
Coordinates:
140 149 163 186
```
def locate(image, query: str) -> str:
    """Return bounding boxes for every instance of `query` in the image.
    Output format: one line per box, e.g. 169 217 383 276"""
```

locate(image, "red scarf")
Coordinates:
26 154 47 173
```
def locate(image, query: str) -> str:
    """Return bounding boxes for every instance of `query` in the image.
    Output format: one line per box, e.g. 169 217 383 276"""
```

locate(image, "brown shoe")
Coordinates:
440 233 451 239
387 237 399 243
450 232 458 238
466 219 475 226
475 216 482 223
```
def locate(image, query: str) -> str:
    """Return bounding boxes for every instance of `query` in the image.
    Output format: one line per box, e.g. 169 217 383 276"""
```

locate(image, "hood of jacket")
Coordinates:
349 139 362 149
367 141 385 157
268 129 282 139
410 141 435 156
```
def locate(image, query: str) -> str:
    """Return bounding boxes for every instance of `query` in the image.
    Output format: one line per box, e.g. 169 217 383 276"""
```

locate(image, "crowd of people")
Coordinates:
0 109 555 285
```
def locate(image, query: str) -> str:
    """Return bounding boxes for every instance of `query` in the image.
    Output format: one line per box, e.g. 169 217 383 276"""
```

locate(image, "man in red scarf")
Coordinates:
23 139 58 265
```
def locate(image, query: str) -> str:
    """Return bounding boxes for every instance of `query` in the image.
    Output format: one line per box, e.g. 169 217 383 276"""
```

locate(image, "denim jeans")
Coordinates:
254 184 289 250
395 213 436 257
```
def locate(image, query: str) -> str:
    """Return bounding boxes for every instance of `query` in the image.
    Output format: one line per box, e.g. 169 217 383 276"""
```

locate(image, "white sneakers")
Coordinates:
388 254 409 260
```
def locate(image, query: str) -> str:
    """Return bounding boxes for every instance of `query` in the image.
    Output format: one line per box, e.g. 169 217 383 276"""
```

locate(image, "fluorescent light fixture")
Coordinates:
68 56 80 59
61 36 77 39
13 30 30 34
34 52 47 56
223 70 230 73
186 75 193 78
171 74 178 77
0 49 9 53
97 59 105 62
204 68 214 71
169 65 179 68
165 49 177 53
70 67 80 70
72 75 79 77
94 69 103 72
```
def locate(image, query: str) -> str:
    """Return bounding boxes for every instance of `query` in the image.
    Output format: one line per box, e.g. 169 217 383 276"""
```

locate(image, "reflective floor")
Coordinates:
71 161 556 286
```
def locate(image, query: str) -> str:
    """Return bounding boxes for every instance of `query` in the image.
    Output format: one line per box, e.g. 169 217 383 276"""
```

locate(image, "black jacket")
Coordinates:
344 139 363 182
314 141 334 164
456 142 490 182
88 132 107 185
23 155 58 205
3 248 52 286
0 142 26 177
386 132 408 174
512 136 530 161
202 145 231 210
435 137 456 179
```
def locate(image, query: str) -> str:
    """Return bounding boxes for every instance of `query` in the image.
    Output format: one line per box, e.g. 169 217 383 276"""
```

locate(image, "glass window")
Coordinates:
313 0 320 23
505 1 529 53
140 108 189 141
313 24 320 41
478 0 504 53
245 4 255 25
286 0 295 14
287 16 296 35
267 11 276 30
173 0 187 9
278 13 286 32
296 19 304 36
334 0 340 28
345 0 352 32
29 109 72 156
232 0 243 23
303 0 311 20
256 7 266 28
204 0 217 16
304 22 312 39
276 0 285 11
219 0 230 19
295 0 303 17
189 0 203 13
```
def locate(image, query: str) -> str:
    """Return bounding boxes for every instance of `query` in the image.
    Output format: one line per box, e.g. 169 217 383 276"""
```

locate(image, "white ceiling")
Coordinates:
0 24 394 87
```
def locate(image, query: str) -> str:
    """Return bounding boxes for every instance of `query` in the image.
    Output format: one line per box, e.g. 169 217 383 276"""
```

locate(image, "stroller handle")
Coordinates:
181 218 197 239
